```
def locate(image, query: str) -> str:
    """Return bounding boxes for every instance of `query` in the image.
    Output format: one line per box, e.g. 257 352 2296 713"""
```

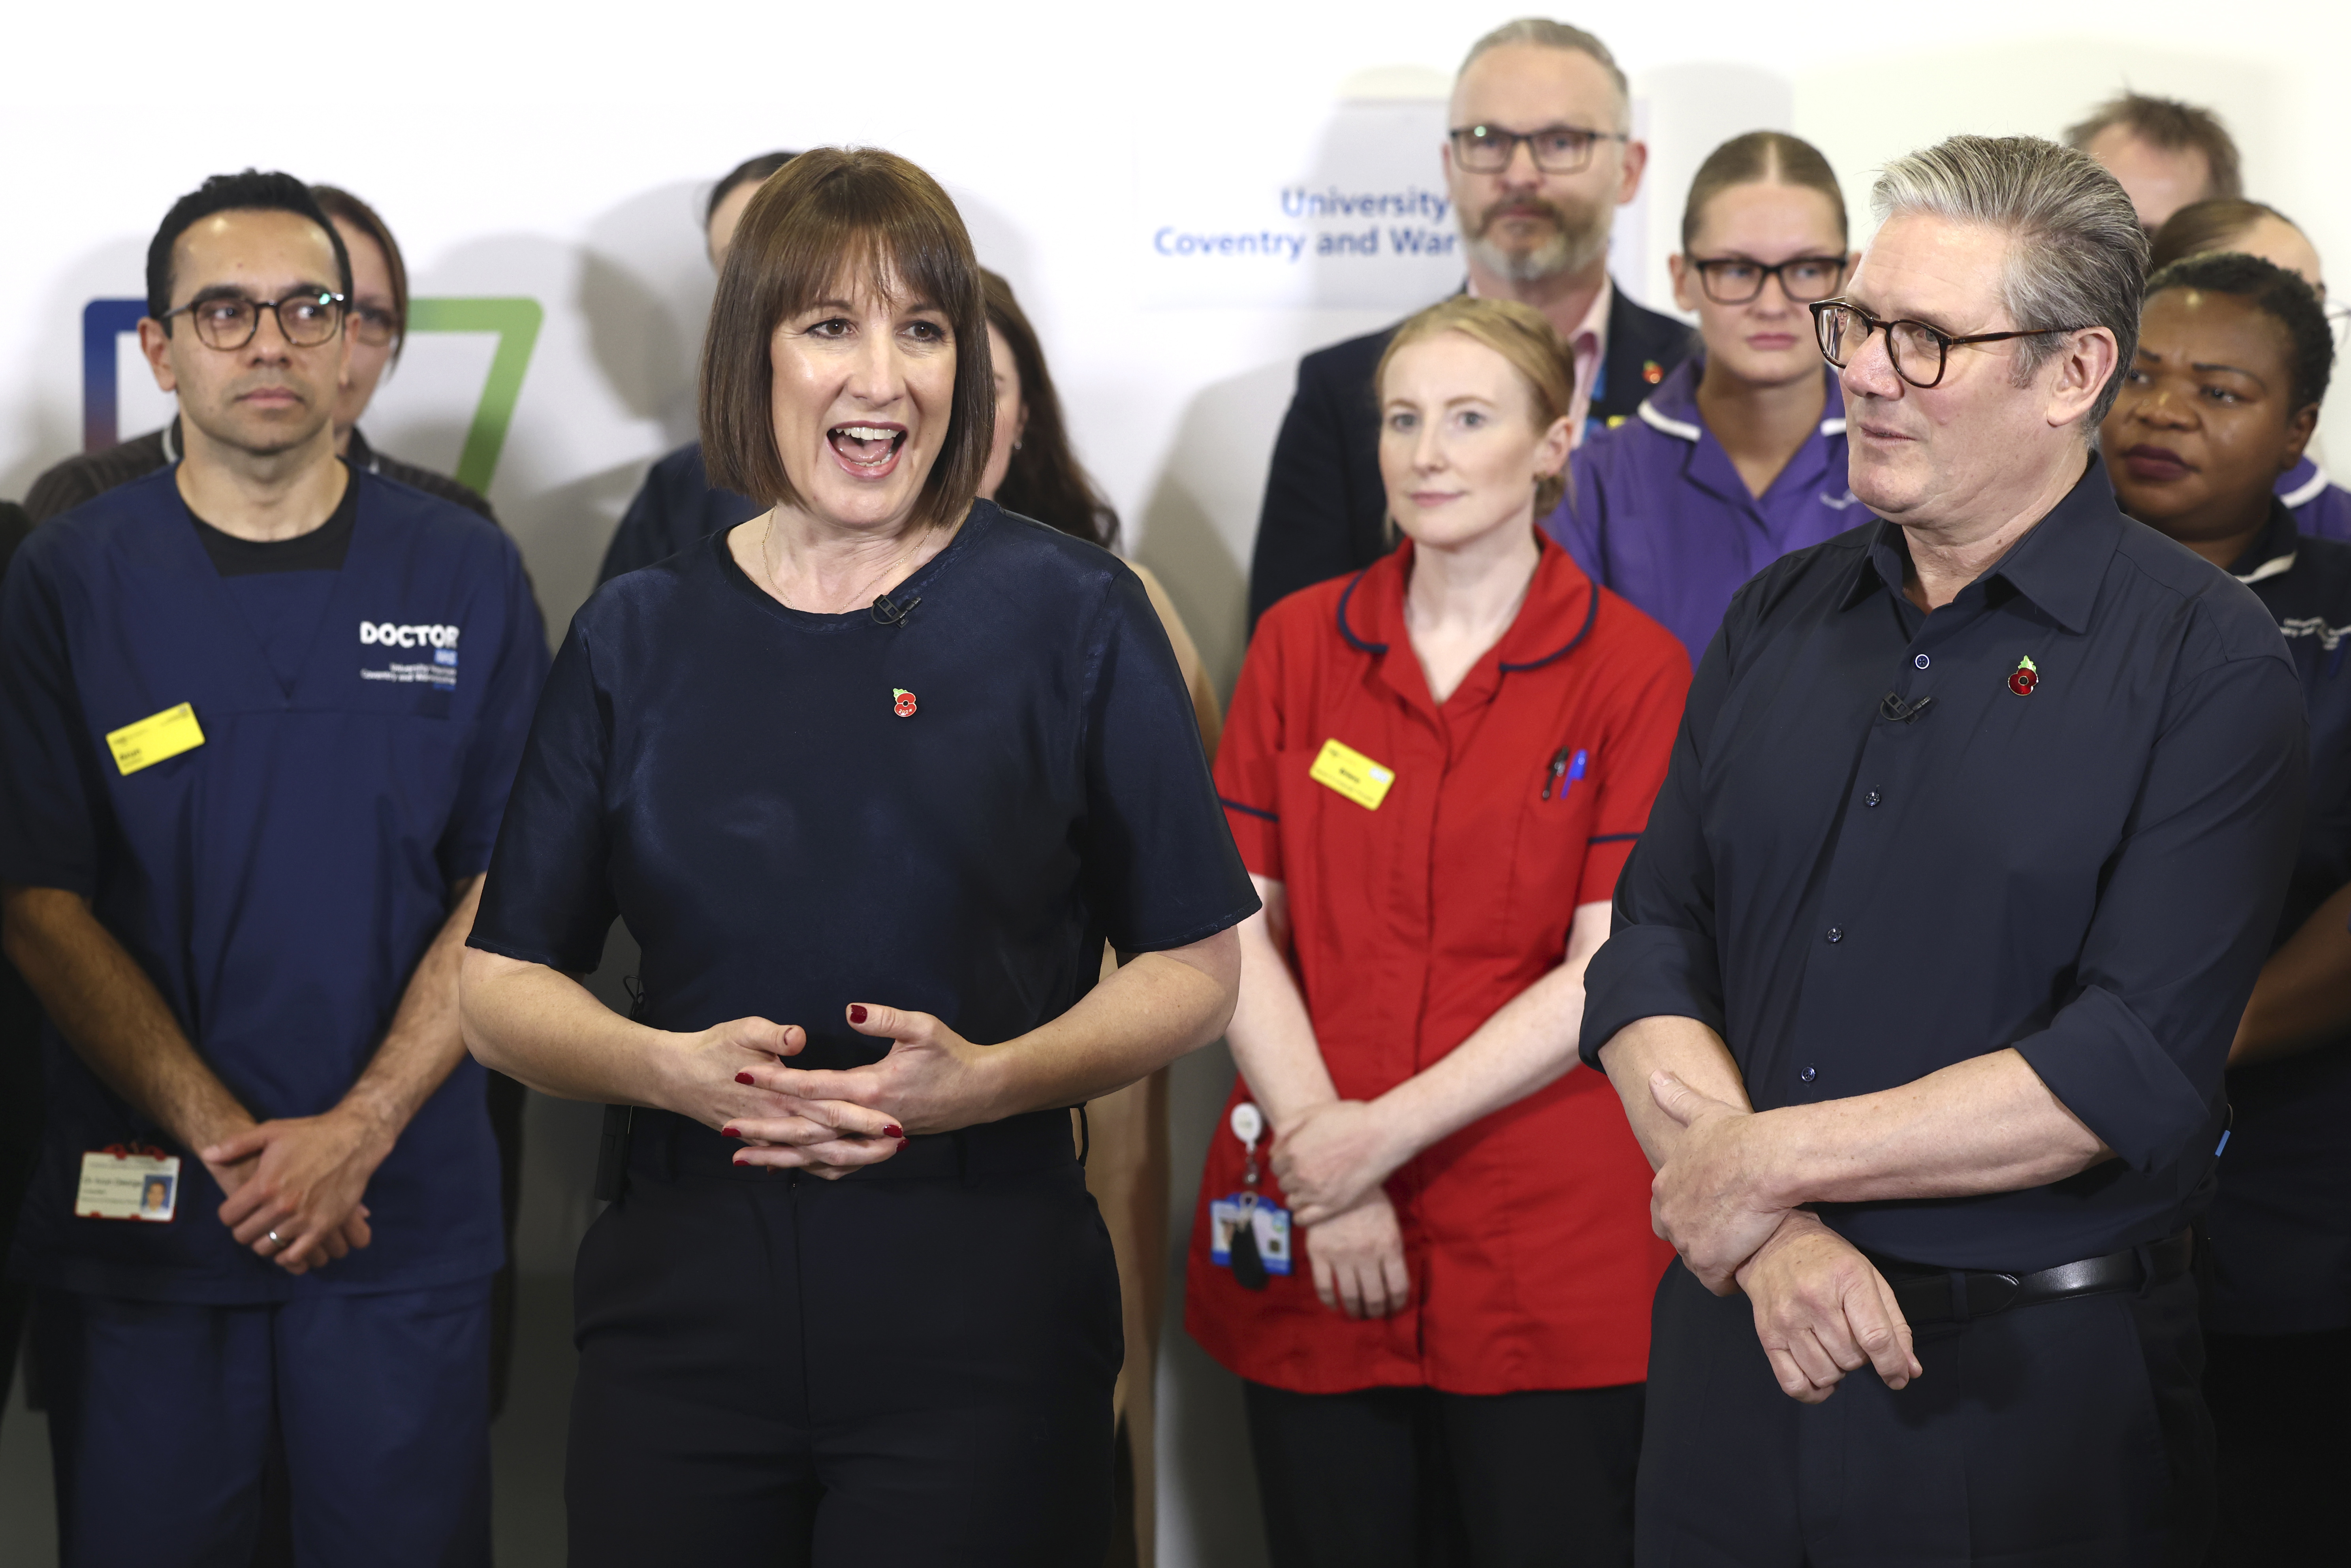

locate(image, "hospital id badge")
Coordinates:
75 1145 180 1222
1210 1193 1292 1277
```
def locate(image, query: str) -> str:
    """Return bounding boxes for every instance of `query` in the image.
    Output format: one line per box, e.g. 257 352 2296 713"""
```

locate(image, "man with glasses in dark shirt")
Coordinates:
1246 17 1691 625
0 170 543 1566
23 184 494 526
1582 135 2306 1565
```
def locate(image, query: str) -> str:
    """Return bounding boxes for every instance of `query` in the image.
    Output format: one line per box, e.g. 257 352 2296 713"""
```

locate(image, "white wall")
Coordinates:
5 4 2345 1562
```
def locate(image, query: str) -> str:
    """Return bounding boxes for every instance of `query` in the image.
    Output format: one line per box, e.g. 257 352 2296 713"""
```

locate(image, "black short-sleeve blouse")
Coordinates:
469 501 1258 1068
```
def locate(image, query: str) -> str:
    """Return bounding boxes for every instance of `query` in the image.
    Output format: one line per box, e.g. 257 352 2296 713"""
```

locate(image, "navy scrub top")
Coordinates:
469 501 1258 1106
0 466 548 1302
2205 504 2351 1335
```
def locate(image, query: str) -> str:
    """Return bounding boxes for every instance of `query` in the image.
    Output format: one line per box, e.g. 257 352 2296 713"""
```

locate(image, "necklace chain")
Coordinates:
763 513 928 612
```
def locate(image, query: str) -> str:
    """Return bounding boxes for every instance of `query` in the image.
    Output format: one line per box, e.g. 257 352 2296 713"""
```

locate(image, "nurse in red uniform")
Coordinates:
1190 296 1688 1568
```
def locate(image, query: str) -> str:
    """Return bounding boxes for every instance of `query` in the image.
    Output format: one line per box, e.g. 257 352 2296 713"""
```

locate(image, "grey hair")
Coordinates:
1460 19 1630 132
1871 135 2149 433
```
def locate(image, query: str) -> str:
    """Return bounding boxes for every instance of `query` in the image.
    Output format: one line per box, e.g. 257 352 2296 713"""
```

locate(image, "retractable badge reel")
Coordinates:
1210 1102 1292 1290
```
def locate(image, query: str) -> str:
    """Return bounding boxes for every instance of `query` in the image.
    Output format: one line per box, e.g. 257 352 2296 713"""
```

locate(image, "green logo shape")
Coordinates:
405 297 543 494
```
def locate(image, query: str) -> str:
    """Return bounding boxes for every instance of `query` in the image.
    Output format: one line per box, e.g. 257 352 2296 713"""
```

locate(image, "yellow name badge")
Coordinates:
1309 738 1397 811
105 702 205 776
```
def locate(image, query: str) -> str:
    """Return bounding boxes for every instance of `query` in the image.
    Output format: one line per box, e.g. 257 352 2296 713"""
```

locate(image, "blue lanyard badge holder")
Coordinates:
1210 1102 1292 1290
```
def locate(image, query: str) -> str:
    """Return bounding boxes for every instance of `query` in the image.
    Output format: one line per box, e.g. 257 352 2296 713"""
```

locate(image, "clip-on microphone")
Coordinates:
1879 690 1936 724
870 592 920 628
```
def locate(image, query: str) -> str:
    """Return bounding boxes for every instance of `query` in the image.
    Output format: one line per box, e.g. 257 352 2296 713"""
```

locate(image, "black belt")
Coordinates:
1871 1228 2193 1326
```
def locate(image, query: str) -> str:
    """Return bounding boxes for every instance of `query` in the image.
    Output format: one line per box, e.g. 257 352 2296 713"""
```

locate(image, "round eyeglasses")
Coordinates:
159 290 347 352
1809 299 2088 390
1448 124 1627 176
1690 255 1847 306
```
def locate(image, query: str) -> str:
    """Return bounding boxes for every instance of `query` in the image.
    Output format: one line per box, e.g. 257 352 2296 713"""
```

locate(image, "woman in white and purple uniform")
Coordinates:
1544 132 1859 667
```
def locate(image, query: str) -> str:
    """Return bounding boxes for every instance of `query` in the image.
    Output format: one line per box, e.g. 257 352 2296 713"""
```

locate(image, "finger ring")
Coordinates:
266 1229 284 1248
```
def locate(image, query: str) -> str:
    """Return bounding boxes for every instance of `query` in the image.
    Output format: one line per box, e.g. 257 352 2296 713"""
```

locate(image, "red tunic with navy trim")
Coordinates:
1186 534 1689 1394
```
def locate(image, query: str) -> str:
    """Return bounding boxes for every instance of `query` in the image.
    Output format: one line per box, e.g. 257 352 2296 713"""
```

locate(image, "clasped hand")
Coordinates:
1648 1072 1920 1403
1644 1071 1791 1293
715 1004 995 1177
202 1109 386 1275
1271 1099 1406 1227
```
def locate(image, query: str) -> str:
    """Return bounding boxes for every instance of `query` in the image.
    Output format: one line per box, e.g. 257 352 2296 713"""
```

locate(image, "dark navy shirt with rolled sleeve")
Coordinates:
1581 463 2308 1273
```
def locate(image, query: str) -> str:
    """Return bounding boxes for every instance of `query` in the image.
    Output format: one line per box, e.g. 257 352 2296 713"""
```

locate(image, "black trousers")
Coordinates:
1637 1260 2212 1567
2202 1326 2351 1565
1241 1379 1643 1568
564 1109 1121 1567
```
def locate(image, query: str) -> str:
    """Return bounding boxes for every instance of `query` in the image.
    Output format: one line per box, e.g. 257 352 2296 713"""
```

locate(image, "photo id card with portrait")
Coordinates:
75 1148 180 1222
1209 1194 1292 1275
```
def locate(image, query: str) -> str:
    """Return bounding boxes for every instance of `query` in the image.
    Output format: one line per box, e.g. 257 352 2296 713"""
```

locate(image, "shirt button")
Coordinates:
1866 790 1882 807
1826 927 1843 944
1914 654 1931 669
1800 1066 1817 1083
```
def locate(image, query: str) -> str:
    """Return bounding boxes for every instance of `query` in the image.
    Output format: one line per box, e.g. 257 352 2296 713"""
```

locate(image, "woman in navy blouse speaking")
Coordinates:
458 148 1256 1566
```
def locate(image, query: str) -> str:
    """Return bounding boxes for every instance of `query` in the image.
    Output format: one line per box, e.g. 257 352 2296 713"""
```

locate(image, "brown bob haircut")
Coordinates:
1374 297 1578 515
700 147 993 529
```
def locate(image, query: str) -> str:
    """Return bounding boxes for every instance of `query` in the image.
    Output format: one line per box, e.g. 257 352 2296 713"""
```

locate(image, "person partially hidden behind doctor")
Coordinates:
1188 295 1687 1568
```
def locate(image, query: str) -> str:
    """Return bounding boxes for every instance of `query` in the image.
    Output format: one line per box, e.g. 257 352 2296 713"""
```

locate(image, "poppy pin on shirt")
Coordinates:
1642 359 1665 385
892 687 918 718
2009 655 2039 696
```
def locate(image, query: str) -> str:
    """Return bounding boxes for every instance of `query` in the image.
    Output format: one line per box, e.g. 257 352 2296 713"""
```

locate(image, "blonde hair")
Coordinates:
1375 296 1578 513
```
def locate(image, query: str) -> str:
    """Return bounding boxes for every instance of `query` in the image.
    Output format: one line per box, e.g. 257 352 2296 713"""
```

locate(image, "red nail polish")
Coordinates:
883 1124 904 1139
735 1072 755 1085
848 1004 868 1024
722 1127 742 1139
733 1157 749 1167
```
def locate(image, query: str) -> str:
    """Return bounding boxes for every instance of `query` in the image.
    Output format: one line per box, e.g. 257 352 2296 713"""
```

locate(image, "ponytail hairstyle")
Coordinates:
1681 131 1847 252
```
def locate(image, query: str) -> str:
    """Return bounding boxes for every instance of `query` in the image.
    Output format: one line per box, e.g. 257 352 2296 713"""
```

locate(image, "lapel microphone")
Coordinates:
870 593 920 628
1879 690 1935 724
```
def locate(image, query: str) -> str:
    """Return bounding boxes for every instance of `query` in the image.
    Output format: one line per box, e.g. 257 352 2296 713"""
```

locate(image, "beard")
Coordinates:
1464 192 1611 284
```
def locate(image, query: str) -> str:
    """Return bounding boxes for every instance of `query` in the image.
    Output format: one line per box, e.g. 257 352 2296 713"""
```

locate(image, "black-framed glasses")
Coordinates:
1448 123 1627 175
1691 255 1847 306
1809 299 2088 389
159 290 346 351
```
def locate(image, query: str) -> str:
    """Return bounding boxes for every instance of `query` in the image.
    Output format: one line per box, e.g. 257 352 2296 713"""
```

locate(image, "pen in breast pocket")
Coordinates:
1542 747 1587 801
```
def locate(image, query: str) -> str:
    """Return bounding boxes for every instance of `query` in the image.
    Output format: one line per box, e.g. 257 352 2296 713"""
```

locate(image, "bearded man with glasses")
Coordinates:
1582 135 2306 1565
0 169 545 1566
24 184 495 527
1247 16 1692 626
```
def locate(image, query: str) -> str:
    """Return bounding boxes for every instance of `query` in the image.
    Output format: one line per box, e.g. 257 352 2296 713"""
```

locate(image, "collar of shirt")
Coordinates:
1842 456 2118 636
2226 499 2301 585
1636 355 1849 511
2279 455 2332 510
1335 530 1599 714
1565 276 1613 447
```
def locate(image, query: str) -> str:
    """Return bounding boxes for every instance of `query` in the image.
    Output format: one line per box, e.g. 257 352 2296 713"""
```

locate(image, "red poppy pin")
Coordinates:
2009 655 2038 696
1642 359 1665 385
892 687 918 718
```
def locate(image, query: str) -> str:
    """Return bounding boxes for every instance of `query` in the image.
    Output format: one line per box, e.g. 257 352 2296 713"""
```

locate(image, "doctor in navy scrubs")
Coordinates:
461 146 1257 1566
0 171 546 1566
